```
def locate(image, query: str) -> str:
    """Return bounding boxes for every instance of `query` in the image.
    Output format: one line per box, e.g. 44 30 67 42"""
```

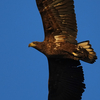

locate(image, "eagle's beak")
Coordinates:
28 42 36 47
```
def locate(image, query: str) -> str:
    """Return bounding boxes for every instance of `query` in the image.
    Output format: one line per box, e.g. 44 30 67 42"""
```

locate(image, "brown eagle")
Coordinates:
28 0 97 100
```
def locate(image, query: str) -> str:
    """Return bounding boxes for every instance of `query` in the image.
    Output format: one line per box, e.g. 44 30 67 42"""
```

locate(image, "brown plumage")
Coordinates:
28 0 97 100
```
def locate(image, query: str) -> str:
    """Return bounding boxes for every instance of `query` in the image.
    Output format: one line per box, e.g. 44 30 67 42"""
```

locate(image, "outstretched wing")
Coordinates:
48 58 85 100
36 0 77 43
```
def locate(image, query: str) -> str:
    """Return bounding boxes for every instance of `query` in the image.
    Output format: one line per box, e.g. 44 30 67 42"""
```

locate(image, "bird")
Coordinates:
28 0 97 100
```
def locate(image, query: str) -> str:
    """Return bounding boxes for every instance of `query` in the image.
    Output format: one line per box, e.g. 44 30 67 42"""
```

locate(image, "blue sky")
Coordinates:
0 0 100 100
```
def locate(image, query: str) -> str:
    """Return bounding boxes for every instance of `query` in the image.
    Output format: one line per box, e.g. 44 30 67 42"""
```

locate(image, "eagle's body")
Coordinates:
28 0 97 100
31 41 76 59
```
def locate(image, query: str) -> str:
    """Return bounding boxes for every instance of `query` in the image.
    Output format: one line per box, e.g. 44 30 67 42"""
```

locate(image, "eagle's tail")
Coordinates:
72 41 97 63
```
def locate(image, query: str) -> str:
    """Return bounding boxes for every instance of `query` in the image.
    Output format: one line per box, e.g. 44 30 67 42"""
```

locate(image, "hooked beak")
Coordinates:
28 42 36 47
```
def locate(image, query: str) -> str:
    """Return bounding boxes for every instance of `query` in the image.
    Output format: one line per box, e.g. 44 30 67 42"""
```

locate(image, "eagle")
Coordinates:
28 0 97 100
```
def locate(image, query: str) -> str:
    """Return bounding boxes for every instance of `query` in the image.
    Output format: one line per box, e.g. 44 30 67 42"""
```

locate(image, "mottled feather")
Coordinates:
36 0 77 43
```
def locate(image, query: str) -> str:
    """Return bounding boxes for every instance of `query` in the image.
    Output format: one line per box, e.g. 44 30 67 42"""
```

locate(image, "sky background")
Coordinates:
0 0 100 100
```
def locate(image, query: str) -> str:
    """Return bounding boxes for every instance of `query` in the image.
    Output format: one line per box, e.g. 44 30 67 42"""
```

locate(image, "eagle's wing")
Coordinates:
48 58 85 100
36 0 77 43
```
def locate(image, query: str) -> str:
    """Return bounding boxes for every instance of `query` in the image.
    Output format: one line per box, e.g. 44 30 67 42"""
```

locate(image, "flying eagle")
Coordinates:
28 0 97 100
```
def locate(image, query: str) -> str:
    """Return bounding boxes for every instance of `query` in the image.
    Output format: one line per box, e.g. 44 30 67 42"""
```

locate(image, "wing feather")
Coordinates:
48 58 85 100
36 0 77 43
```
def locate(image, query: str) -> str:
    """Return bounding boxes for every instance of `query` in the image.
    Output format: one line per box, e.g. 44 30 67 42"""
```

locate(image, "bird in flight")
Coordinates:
28 0 97 100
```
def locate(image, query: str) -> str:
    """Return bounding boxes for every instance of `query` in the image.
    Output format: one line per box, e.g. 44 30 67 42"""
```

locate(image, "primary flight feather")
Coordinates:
28 0 97 100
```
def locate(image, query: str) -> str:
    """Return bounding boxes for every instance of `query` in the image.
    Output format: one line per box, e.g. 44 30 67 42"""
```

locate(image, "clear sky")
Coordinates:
0 0 100 100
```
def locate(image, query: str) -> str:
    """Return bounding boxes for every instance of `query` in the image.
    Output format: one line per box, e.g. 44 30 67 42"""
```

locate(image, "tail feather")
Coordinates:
78 41 97 63
73 41 97 63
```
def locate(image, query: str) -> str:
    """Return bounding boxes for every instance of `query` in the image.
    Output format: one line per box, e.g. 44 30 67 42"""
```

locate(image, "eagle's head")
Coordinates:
28 41 37 48
28 41 45 54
